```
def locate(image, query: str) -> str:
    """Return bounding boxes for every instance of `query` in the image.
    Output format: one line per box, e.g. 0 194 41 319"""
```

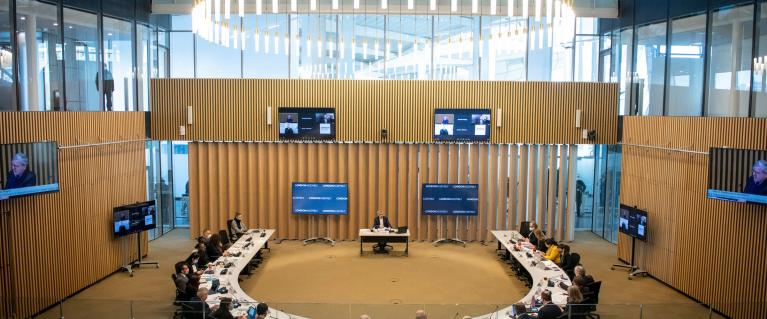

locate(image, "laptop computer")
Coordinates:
396 226 408 234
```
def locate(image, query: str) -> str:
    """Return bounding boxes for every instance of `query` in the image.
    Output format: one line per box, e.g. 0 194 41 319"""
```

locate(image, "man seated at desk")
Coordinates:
372 210 391 253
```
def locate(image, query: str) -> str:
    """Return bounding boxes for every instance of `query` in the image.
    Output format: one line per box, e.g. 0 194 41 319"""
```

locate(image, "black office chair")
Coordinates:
565 253 581 279
226 219 238 241
557 303 591 319
219 230 232 248
583 281 602 319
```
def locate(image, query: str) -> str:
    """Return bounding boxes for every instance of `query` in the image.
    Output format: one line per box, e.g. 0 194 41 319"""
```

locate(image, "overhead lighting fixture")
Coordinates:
491 0 497 15
451 0 457 12
273 0 278 13
535 0 541 21
254 28 260 52
523 0 529 17
333 0 339 9
547 0 552 22
238 0 244 17
224 0 230 19
354 0 360 9
508 0 514 16
215 0 221 21
431 0 436 11
382 0 387 9
408 0 414 10
311 0 317 11
472 0 477 13
257 0 263 15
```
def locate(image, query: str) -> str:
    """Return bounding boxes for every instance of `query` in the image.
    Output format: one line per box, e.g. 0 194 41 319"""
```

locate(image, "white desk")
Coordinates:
200 229 307 319
359 228 410 255
474 230 572 319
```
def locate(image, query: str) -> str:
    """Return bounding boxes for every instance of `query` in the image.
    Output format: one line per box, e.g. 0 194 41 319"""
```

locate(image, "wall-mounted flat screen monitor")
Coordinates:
422 184 479 216
278 107 336 140
113 200 157 238
0 141 59 200
292 183 349 215
619 204 648 241
707 148 767 205
433 108 491 142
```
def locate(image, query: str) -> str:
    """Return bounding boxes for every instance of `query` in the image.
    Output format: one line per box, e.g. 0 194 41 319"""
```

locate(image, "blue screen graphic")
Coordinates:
292 183 349 215
422 184 479 216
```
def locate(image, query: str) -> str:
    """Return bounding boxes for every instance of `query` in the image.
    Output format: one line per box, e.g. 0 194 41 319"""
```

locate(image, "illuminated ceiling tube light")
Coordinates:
382 0 387 10
238 0 244 17
451 0 457 12
214 0 221 21
555 0 561 18
311 0 317 10
241 27 246 49
472 0 478 13
354 0 360 9
284 33 289 56
233 25 239 49
546 0 552 20
431 0 437 11
339 37 345 59
257 0 263 15
224 0 230 19
535 0 541 21
255 29 261 51
273 0 278 14
306 36 311 58
408 0 414 10
275 31 280 55
508 0 514 16
291 0 297 12
522 0 528 18
491 0 497 15
333 0 339 10
264 31 270 53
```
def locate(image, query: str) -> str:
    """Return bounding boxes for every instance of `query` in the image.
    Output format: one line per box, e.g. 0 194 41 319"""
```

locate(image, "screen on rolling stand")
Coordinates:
619 205 648 241
292 183 349 215
278 107 336 140
433 108 491 142
113 200 157 238
422 184 479 216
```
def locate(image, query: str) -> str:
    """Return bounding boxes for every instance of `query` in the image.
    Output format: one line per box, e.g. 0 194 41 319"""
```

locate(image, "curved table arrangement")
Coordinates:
200 229 569 319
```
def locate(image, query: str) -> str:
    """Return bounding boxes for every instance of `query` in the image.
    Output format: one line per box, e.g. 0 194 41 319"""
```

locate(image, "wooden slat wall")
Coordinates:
189 142 577 243
619 116 767 319
151 79 618 144
0 112 147 319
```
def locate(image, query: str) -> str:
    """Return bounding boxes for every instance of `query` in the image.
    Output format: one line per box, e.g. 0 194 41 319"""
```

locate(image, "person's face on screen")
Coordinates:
10 160 26 176
753 166 767 183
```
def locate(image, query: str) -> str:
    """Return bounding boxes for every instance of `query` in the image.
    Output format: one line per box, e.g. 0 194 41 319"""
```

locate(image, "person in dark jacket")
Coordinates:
536 290 563 319
189 287 217 319
5 153 36 189
743 160 767 196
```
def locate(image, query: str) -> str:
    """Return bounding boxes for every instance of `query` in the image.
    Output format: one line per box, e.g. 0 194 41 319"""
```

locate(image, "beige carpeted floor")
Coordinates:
34 229 722 319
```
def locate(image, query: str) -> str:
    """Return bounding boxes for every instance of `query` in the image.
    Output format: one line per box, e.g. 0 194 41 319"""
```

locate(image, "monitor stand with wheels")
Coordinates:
123 231 159 277
302 215 335 246
611 236 648 279
433 220 466 247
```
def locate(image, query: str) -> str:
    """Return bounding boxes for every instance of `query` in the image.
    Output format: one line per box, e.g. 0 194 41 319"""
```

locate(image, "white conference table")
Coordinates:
474 230 572 319
358 228 410 255
200 229 308 319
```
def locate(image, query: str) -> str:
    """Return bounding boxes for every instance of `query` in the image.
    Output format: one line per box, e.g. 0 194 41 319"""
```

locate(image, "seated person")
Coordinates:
207 234 225 261
174 264 191 292
189 287 218 319
256 302 269 319
211 297 246 319
743 160 767 195
536 290 563 319
229 213 247 240
531 228 547 252
193 244 210 270
372 210 391 253
542 238 560 264
415 309 427 319
572 276 591 296
573 266 595 286
563 285 587 319
511 303 533 319
4 153 37 189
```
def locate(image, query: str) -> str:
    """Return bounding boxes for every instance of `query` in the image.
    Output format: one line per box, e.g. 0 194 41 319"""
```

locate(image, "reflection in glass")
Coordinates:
386 15 433 80
527 18 552 81
754 3 766 117
294 14 336 79
137 24 152 111
103 17 134 111
666 14 705 116
338 15 386 79
16 0 62 111
170 31 194 78
618 28 633 115
706 5 753 117
480 16 526 80
0 0 13 110
244 13 289 78
633 22 667 116
196 21 241 78
63 8 99 111
156 30 169 78
433 15 479 80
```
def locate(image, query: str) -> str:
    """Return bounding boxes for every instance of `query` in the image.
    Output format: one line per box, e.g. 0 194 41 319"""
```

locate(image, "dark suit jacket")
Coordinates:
560 253 577 271
5 169 36 189
189 296 213 319
744 176 767 196
211 307 235 319
537 303 563 319
372 216 391 229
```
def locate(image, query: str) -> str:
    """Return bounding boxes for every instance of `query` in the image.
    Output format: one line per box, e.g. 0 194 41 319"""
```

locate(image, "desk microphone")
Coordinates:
490 304 500 319
452 311 460 319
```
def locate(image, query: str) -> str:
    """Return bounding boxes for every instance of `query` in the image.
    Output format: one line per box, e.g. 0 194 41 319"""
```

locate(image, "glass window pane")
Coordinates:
575 35 599 82
243 14 289 78
63 8 100 111
156 30 169 78
170 31 193 78
552 17 575 81
754 2 767 117
16 0 62 111
293 14 337 79
666 14 705 116
618 28 633 115
137 24 151 111
338 15 386 79
386 15 434 80
706 5 754 117
103 17 134 111
195 22 241 78
528 19 552 81
0 0 12 111
633 22 667 116
480 16 526 81
433 15 479 80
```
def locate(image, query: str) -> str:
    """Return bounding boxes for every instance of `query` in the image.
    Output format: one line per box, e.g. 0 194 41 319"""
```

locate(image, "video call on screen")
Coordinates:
433 108 491 142
278 107 336 140
707 147 767 205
